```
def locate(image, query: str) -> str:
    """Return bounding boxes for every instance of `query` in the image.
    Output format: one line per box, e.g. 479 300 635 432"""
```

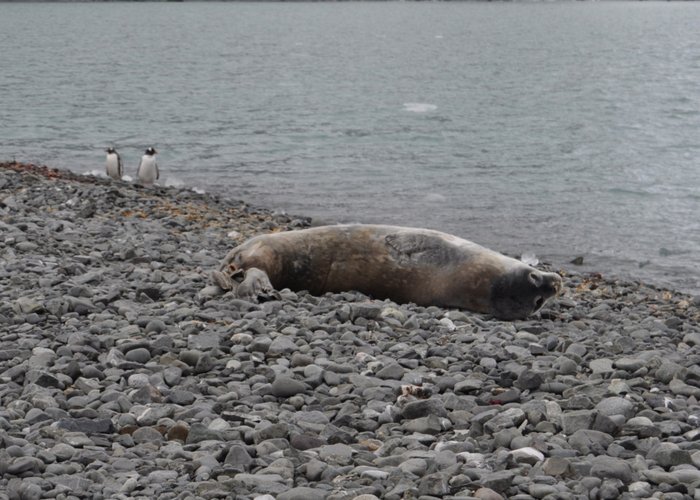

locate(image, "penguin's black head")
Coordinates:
145 147 157 155
106 147 116 154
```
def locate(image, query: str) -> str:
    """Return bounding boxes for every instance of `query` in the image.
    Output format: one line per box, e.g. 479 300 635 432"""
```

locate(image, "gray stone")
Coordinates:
648 443 692 468
267 336 298 356
166 389 196 405
474 488 505 500
125 347 151 364
401 399 448 420
271 376 307 397
543 457 571 477
622 416 661 438
290 433 325 451
656 361 685 384
479 470 515 493
670 379 700 398
484 408 526 433
318 443 354 464
529 483 558 498
7 456 44 475
145 319 167 333
403 414 444 434
224 445 253 468
553 357 578 375
55 417 114 434
277 487 328 500
376 362 405 380
568 429 614 455
668 467 700 483
186 423 226 444
132 426 164 444
231 473 288 495
596 397 635 420
590 456 635 483
455 377 484 393
614 357 645 372
590 358 614 374
398 458 428 476
147 470 179 483
560 410 595 435
515 369 543 390
255 423 289 442
418 472 450 496
509 447 544 465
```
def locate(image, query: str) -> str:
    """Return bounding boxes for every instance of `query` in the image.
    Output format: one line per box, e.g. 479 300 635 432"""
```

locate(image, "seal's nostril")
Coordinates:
529 272 542 286
534 296 544 311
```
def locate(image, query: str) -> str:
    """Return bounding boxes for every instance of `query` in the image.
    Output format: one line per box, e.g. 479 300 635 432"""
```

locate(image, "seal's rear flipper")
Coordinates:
211 270 235 291
211 263 247 292
236 267 280 302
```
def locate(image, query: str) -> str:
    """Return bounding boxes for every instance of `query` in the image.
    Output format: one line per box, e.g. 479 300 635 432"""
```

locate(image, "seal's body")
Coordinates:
216 224 561 320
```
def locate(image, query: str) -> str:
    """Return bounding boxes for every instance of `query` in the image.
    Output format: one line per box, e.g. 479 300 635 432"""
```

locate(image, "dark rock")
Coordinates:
590 456 635 483
55 418 114 434
401 399 448 420
291 433 325 451
271 376 307 397
224 445 253 468
648 443 692 468
568 429 614 455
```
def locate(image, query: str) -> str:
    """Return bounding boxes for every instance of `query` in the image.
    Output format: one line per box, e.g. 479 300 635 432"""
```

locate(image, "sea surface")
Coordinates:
1 1 700 294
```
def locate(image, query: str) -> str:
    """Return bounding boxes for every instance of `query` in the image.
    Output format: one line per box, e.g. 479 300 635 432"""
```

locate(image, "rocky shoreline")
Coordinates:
2 161 700 500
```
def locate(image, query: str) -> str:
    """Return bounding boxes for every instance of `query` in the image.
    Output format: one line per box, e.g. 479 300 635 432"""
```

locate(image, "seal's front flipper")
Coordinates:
236 267 280 302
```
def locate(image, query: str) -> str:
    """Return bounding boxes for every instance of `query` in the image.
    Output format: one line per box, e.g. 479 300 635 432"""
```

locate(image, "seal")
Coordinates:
213 224 562 320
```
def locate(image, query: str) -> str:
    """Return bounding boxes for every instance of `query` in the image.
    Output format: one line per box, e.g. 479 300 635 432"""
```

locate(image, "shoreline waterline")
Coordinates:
5 159 697 299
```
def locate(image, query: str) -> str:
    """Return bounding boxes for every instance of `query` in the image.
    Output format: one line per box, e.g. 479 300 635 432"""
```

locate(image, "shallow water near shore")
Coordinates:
1 1 700 293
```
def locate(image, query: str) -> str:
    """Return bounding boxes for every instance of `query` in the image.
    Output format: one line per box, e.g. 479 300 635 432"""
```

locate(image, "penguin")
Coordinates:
137 147 159 185
105 147 123 180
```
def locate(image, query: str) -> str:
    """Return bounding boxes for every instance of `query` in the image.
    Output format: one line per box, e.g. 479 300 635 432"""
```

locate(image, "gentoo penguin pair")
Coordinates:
104 147 159 185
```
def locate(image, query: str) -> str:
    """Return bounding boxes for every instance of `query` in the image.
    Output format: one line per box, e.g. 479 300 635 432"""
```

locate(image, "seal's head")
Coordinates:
490 267 562 320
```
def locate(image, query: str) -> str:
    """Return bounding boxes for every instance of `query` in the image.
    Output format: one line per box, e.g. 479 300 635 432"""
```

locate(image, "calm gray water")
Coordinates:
2 1 700 293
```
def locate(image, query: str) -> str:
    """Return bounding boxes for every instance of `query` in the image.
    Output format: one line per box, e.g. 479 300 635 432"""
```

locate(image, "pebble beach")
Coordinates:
2 161 700 500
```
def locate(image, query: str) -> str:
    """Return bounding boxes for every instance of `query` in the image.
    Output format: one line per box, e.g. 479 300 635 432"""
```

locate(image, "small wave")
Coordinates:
83 169 134 182
607 187 654 197
82 169 108 179
403 103 437 113
659 247 691 257
424 193 446 203
341 129 371 138
520 253 539 266
164 177 185 188
191 186 206 195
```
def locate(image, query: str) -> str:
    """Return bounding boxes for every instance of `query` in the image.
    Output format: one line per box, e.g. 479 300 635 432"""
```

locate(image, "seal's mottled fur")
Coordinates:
216 224 561 320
